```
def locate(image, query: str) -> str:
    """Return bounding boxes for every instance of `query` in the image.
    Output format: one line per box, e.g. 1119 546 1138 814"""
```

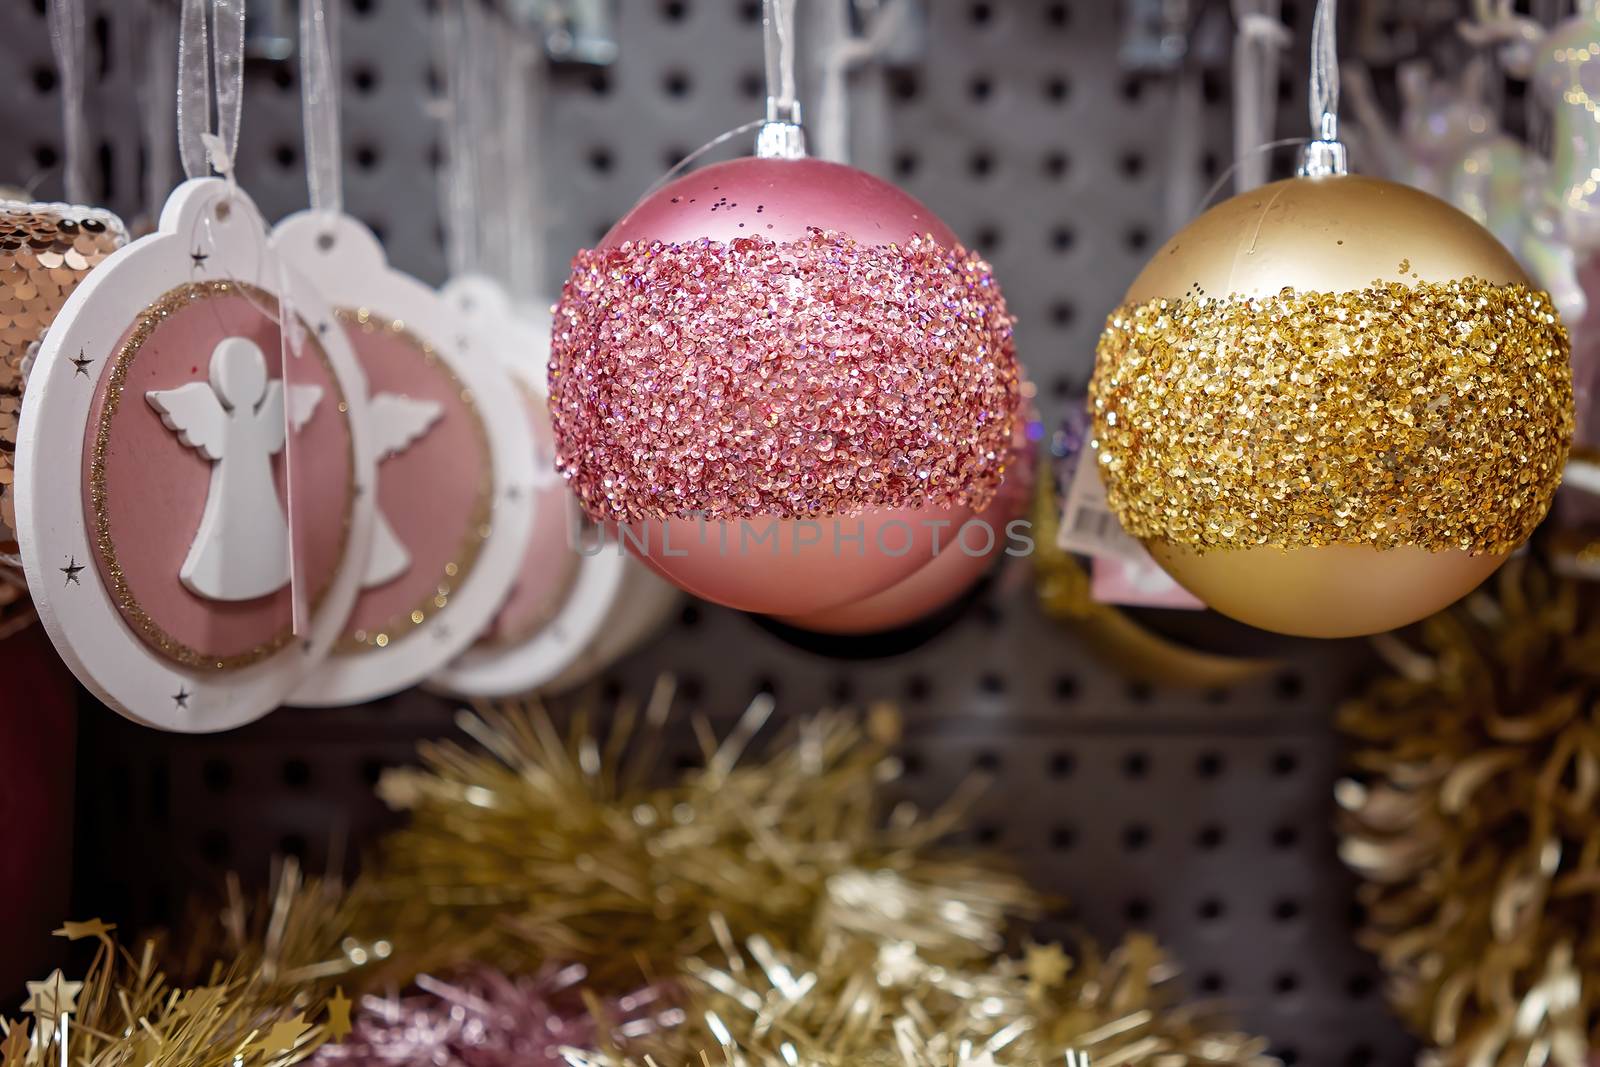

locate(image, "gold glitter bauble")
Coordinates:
1091 175 1573 638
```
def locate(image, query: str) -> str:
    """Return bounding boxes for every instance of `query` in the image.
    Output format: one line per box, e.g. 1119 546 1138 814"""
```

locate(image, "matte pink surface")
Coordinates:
777 413 1038 633
342 320 491 638
600 157 961 248
84 290 352 661
621 501 974 616
480 389 578 645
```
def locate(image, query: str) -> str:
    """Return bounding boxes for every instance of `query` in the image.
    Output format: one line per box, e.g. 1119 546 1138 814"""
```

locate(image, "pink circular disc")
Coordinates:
476 387 578 646
82 283 354 668
335 311 495 650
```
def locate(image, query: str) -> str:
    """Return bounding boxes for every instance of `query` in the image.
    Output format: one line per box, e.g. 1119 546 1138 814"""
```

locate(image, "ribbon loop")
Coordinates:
47 0 88 204
300 0 343 216
177 0 246 181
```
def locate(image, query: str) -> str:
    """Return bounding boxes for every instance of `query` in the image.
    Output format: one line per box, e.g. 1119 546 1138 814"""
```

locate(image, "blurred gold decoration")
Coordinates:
5 870 356 1067
1031 472 1275 690
563 927 1276 1067
366 680 1040 985
1337 558 1600 1066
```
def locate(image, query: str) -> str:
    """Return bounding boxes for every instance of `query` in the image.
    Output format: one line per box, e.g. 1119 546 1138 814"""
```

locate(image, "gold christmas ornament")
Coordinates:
1091 175 1572 638
1337 558 1600 1066
1091 0 1573 639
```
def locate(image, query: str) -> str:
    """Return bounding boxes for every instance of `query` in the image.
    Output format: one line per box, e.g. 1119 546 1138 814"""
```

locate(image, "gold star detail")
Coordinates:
250 1014 311 1055
324 987 353 1043
172 984 226 1019
0 1025 29 1067
23 969 82 1020
1023 941 1071 995
53 918 116 941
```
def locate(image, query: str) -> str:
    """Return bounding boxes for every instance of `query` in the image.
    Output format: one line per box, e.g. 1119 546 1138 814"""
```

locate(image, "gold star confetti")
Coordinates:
0 1024 28 1067
23 969 82 1020
53 918 116 941
250 1014 311 1056
324 988 353 1043
1024 941 1071 995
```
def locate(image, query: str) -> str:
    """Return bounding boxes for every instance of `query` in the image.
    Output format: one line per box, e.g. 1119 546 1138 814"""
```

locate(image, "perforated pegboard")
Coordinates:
3 2 1421 1065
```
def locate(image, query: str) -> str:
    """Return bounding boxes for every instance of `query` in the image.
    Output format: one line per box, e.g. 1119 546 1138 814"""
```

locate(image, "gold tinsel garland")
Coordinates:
5 685 1276 1067
1337 559 1600 1067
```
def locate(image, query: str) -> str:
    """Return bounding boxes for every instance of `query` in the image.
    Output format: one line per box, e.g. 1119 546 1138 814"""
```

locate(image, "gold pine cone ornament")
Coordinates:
1090 174 1573 638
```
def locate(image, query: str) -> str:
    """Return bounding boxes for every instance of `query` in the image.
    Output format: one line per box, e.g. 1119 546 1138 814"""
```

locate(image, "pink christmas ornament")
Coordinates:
550 157 1020 615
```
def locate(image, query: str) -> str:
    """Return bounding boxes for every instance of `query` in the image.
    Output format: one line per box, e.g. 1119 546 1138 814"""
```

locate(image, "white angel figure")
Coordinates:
362 393 444 589
147 337 322 602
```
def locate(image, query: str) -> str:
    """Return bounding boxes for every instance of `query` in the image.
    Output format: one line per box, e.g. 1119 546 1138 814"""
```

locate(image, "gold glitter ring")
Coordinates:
1089 280 1573 554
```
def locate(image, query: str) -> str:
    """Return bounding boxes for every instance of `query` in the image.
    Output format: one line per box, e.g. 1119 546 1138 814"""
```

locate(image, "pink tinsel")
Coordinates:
311 965 679 1066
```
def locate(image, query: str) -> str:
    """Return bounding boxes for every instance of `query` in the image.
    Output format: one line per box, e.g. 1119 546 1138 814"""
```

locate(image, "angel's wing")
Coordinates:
370 393 444 460
284 384 323 431
146 382 228 460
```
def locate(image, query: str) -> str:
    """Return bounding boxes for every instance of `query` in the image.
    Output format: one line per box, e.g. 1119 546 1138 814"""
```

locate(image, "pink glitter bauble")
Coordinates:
551 156 1020 615
776 403 1039 634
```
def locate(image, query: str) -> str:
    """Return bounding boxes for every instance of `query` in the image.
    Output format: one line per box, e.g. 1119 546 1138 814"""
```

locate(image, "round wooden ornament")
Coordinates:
14 178 377 731
428 276 633 697
271 215 535 705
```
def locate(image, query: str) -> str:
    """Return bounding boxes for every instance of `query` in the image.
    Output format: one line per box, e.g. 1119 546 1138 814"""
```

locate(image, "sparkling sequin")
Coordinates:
1090 280 1573 554
0 200 125 538
549 231 1020 523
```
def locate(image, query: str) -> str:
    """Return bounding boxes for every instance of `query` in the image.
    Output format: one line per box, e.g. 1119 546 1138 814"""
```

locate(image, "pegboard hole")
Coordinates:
1042 151 1069 180
829 677 854 703
1275 672 1305 700
663 70 692 98
353 144 381 171
1126 680 1153 702
1277 1049 1300 1067
361 759 386 787
969 2 994 26
973 749 1001 772
1122 823 1151 851
589 69 611 95
904 674 930 701
200 829 231 866
974 823 1002 846
1346 1045 1376 1067
33 144 58 171
1203 69 1227 107
1049 750 1076 778
893 150 919 178
1272 824 1301 850
1345 974 1376 1001
1046 3 1070 28
1196 823 1225 850
281 759 313 788
900 749 924 777
968 150 994 178
1121 751 1149 779
1051 375 1074 399
1124 226 1150 253
967 75 994 103
1197 897 1225 921
351 65 379 94
738 0 761 23
1196 751 1224 779
1050 824 1076 850
1052 674 1078 700
1049 302 1076 328
663 146 689 171
1271 749 1300 776
588 147 614 174
890 69 920 102
1198 971 1226 994
663 0 689 21
1123 897 1152 923
978 671 1006 695
1273 898 1302 923
974 226 1001 254
680 675 705 702
678 603 701 628
1044 75 1069 103
351 0 378 13
272 65 295 92
738 69 762 100
1049 225 1075 253
32 66 55 93
1119 75 1145 103
1118 151 1146 179
201 759 233 794
279 834 309 861
274 144 299 171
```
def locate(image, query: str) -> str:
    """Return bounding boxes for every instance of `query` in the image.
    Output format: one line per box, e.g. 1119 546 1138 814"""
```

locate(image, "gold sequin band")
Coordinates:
1089 280 1573 554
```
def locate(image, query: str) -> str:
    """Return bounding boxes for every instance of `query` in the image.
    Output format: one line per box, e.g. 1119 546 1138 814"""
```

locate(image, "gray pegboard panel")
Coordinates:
2 2 1425 1065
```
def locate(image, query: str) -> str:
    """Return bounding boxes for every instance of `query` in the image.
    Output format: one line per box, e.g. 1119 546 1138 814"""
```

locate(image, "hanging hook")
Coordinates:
755 0 807 159
1299 0 1348 177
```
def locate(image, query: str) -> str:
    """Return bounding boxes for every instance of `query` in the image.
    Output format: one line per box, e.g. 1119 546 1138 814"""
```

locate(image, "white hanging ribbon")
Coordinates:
764 0 800 124
177 0 246 181
299 0 343 216
47 0 89 204
502 30 544 296
1307 0 1339 143
1232 1 1290 192
439 0 482 280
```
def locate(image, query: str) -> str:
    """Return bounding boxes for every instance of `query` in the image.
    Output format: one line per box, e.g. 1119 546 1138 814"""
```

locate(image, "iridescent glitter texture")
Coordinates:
549 230 1020 523
1090 280 1574 554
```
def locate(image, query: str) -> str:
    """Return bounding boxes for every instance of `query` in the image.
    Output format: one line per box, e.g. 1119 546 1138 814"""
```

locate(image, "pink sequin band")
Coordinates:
549 231 1020 523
